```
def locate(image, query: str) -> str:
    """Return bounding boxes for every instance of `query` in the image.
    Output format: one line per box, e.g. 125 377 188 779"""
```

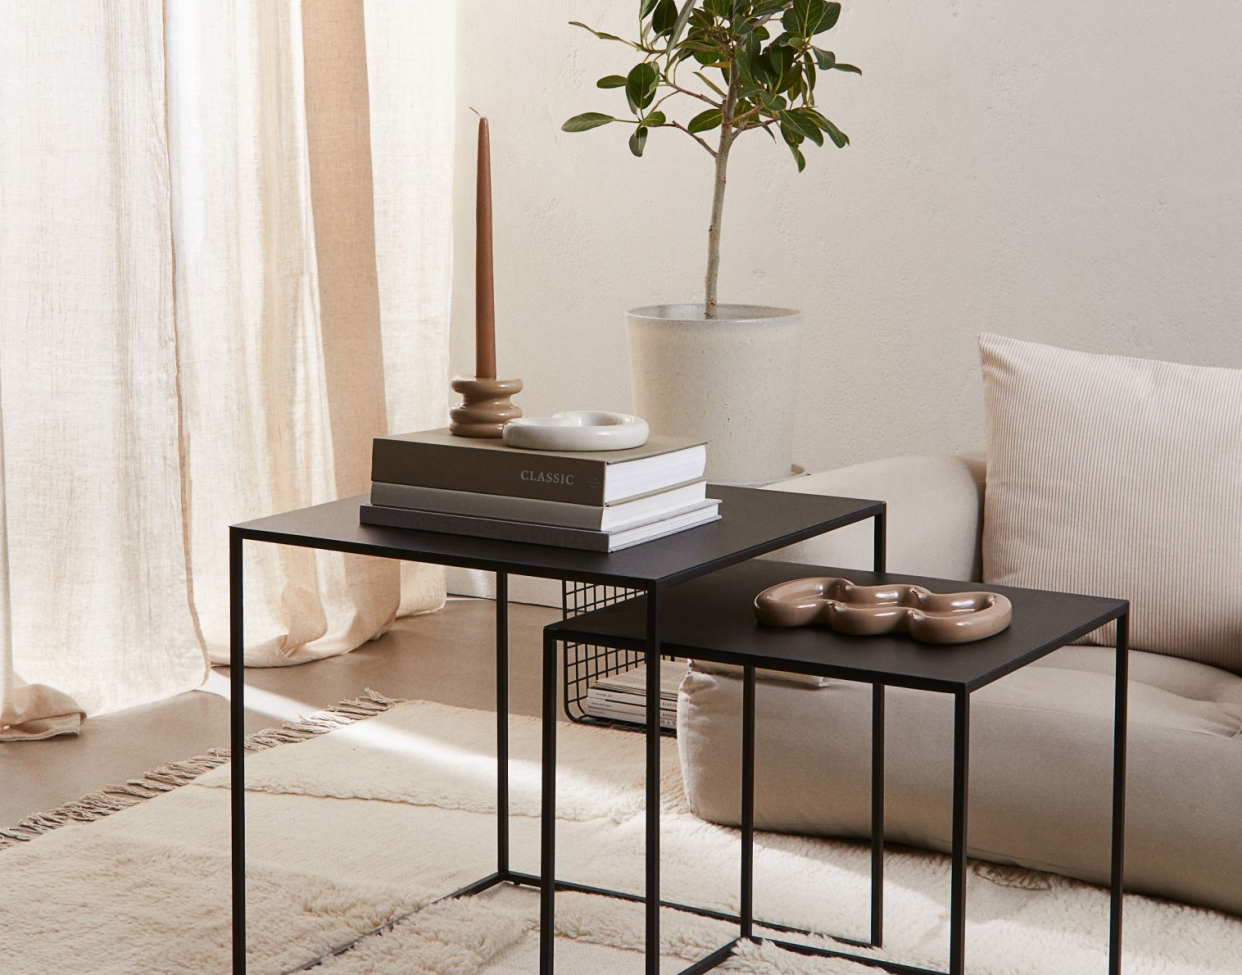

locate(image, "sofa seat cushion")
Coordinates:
677 646 1242 916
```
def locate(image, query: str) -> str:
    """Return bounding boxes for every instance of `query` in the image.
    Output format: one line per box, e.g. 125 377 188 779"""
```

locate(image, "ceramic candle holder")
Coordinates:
754 577 1013 644
502 411 649 452
449 376 523 438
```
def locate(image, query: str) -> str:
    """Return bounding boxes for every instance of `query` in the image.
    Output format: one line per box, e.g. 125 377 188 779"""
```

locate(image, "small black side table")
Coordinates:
228 487 885 974
544 558 1130 975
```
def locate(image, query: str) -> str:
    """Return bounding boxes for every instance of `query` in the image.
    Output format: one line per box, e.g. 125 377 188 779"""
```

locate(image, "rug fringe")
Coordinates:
0 687 403 850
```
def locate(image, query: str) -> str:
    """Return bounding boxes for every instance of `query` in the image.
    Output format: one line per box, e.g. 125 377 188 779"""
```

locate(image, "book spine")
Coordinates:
584 701 677 728
370 482 604 529
588 688 678 706
359 504 611 552
372 439 608 505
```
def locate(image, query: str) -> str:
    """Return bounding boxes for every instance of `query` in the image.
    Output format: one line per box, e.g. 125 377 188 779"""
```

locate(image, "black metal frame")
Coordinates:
537 537 1132 975
538 514 889 975
227 490 885 974
229 549 518 975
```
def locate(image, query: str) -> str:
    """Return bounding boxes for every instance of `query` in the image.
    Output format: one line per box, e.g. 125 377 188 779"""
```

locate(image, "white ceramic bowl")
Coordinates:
502 411 650 452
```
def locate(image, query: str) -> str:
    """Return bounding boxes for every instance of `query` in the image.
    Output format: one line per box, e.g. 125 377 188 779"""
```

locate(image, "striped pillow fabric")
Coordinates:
979 333 1242 674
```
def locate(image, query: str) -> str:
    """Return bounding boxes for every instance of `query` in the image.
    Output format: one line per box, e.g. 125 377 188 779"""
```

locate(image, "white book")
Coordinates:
588 687 678 707
584 695 677 719
361 502 720 553
584 699 677 729
370 479 709 531
591 662 685 699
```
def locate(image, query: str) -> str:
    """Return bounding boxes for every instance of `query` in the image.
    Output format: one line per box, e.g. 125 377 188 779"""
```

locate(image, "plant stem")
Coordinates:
705 61 738 320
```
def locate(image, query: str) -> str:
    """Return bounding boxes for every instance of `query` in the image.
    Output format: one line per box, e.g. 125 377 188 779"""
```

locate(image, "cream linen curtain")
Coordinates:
0 0 451 740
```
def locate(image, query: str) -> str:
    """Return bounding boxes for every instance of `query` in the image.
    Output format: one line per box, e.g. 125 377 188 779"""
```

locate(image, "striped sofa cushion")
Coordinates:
979 333 1242 674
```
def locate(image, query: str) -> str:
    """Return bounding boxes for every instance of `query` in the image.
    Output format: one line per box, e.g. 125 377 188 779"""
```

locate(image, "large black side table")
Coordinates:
228 487 885 974
543 558 1130 975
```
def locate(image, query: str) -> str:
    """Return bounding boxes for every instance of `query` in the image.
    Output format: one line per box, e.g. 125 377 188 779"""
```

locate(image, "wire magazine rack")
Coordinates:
560 579 679 735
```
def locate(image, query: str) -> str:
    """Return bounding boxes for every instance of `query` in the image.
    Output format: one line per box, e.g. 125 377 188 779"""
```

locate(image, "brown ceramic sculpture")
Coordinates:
753 577 1013 644
449 376 523 438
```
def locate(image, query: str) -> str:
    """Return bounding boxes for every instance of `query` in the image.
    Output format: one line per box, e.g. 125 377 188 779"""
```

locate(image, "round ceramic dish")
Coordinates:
502 411 649 452
754 576 1013 644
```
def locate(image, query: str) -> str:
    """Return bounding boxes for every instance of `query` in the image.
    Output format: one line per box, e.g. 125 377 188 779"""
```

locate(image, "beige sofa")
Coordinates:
676 453 1242 916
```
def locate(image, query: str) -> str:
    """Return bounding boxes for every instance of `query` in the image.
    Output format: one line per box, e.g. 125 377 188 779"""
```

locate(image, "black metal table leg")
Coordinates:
740 665 756 942
949 689 970 975
871 684 885 948
645 585 662 975
496 571 509 877
540 629 558 974
229 528 246 975
1110 613 1129 975
873 509 887 574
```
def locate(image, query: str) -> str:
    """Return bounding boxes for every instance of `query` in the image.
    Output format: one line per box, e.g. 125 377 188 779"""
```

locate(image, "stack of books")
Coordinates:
584 662 682 729
360 428 720 552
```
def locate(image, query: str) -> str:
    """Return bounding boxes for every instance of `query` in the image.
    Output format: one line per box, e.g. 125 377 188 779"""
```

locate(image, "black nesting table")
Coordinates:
543 558 1130 975
228 486 886 974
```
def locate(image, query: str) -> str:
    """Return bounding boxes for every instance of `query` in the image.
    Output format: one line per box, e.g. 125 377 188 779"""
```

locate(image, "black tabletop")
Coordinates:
549 559 1128 692
232 487 882 588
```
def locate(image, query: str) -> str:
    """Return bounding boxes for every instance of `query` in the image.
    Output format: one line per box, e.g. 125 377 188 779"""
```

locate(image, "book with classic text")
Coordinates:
371 427 707 505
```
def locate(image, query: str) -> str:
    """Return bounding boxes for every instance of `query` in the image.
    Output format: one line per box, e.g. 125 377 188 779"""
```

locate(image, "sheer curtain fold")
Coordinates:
0 0 452 737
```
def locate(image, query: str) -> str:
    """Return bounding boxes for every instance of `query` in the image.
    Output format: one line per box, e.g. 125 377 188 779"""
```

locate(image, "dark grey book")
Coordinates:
371 427 707 505
358 500 721 553
369 479 708 530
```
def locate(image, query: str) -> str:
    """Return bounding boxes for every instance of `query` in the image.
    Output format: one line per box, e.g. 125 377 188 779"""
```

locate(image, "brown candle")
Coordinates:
475 115 497 380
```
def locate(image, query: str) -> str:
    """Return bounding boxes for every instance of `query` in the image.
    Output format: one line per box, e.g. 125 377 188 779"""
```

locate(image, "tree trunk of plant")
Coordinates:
705 65 739 320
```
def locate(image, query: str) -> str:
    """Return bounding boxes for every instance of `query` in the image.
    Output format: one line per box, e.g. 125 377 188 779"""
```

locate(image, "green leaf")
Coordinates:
833 62 862 74
781 108 823 145
820 116 849 147
738 37 766 88
629 125 649 157
805 108 850 146
779 118 803 146
752 0 788 17
812 47 835 70
626 62 659 112
757 90 786 112
789 143 807 172
597 75 628 89
694 71 727 97
687 108 723 133
651 0 677 34
782 0 825 38
765 44 798 93
815 2 841 33
667 0 698 48
644 110 667 126
640 0 660 18
569 21 628 44
561 112 615 132
689 8 714 29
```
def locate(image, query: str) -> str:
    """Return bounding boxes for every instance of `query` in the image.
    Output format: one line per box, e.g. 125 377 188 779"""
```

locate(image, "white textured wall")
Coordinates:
450 0 1242 473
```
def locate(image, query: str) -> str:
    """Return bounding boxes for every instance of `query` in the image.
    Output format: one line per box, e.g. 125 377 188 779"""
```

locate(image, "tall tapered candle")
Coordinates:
475 115 497 380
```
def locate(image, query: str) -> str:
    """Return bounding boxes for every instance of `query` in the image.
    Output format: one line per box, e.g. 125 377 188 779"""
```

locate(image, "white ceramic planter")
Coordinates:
626 304 802 485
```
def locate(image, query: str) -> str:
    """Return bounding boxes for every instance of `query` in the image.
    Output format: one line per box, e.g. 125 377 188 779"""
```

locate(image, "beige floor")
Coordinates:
0 598 561 827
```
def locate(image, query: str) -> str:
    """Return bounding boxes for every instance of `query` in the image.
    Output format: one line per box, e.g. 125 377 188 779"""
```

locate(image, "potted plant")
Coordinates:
563 0 859 484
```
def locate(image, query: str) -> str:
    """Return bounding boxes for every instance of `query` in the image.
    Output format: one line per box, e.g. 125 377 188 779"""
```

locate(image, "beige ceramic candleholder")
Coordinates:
754 577 1013 644
449 376 523 438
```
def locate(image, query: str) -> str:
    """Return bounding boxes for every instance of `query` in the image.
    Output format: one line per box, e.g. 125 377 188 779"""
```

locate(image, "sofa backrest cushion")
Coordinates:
979 332 1242 674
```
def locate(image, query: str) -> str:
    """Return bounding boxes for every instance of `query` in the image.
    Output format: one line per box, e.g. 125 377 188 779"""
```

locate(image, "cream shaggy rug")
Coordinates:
3 693 1239 975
